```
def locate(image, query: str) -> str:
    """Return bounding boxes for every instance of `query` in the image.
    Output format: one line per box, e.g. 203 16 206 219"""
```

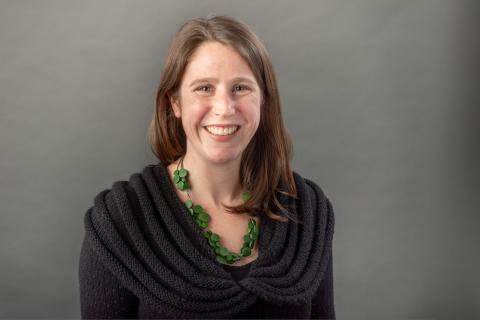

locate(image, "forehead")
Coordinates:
183 41 254 79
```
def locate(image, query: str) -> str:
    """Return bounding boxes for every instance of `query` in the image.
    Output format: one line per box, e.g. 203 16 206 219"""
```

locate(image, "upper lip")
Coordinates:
203 124 241 128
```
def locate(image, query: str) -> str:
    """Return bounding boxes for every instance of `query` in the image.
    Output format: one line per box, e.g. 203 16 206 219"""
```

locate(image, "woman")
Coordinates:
79 15 335 319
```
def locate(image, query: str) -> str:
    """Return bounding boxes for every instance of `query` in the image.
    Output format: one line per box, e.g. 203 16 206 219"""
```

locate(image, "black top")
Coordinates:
222 262 253 282
79 162 335 318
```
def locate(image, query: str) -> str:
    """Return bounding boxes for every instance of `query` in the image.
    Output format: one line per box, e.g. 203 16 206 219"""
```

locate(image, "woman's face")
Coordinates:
170 41 262 165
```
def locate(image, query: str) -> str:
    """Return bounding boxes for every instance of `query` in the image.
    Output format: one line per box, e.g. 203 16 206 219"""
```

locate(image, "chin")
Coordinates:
206 150 242 164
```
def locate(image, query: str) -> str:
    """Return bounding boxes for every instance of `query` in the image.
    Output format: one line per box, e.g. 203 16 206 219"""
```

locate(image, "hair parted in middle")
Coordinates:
148 15 300 223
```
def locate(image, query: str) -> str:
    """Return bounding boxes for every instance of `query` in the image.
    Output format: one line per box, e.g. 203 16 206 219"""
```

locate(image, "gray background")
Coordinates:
0 0 478 318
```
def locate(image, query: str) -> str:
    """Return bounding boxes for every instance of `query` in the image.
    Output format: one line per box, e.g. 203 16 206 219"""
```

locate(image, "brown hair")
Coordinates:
148 15 299 223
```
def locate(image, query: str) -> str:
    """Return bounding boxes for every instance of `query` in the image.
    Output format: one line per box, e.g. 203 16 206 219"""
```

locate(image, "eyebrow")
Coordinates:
188 77 256 88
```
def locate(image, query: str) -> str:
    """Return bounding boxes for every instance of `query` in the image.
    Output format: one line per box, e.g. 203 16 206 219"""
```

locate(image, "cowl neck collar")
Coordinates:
84 162 333 318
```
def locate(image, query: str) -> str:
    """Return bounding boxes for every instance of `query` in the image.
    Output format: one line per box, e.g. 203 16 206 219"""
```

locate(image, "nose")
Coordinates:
212 88 235 116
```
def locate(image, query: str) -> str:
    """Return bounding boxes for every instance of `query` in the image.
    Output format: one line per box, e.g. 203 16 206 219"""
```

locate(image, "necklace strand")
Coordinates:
172 157 258 265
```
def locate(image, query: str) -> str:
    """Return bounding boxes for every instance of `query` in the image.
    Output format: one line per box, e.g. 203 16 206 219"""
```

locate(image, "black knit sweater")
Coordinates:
79 162 335 319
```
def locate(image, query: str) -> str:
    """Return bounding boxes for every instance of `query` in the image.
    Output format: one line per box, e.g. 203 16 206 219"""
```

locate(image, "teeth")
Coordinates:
205 125 239 136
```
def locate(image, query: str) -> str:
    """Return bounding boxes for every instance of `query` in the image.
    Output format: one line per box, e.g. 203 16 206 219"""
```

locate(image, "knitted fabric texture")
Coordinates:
81 162 334 318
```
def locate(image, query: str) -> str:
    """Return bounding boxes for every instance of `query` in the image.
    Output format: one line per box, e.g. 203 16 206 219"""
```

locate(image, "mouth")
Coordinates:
203 125 241 137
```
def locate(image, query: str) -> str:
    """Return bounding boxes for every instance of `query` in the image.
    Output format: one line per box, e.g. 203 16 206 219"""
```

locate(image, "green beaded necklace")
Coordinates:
172 157 259 265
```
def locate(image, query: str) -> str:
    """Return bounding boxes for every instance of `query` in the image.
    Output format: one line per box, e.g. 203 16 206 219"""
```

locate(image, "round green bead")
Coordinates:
198 212 210 222
185 200 193 208
216 255 227 264
179 169 188 177
208 239 216 248
241 247 251 256
210 233 219 242
219 246 229 257
193 205 203 214
173 175 180 183
177 181 185 190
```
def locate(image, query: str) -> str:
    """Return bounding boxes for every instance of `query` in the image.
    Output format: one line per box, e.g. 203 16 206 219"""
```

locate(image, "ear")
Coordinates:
168 93 181 118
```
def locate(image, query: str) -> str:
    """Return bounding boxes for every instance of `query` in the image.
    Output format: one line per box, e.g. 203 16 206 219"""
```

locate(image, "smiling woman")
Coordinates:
79 15 335 319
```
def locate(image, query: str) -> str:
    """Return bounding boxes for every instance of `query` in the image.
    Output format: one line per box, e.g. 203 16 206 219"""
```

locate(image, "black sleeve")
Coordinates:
310 195 336 319
310 249 335 319
78 236 139 319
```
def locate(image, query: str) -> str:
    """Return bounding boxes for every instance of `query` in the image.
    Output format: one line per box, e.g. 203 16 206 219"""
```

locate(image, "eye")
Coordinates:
233 84 251 93
195 85 213 93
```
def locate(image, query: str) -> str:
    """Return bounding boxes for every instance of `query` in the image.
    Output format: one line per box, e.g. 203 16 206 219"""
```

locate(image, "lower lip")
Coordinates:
203 127 240 142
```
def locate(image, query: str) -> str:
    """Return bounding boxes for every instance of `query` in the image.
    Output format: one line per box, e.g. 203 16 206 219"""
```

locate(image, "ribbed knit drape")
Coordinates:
80 162 334 318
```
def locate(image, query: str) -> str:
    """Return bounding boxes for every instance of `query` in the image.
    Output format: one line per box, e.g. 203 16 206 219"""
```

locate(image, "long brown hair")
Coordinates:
148 15 299 223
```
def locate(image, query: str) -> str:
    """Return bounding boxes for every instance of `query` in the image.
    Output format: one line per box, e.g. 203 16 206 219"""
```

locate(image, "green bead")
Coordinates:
219 246 229 257
215 247 221 255
197 212 210 222
208 239 216 248
242 191 252 202
210 233 219 242
216 255 227 264
173 175 180 183
226 254 233 262
243 234 250 242
215 241 220 248
198 220 208 229
248 240 254 249
248 220 255 228
179 169 188 177
241 247 251 256
185 199 193 208
188 208 194 215
193 205 203 214
174 169 180 176
176 181 185 190
202 231 210 238
250 232 258 240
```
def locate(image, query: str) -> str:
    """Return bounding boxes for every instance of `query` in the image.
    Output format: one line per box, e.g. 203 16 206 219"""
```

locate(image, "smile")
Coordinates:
204 125 240 136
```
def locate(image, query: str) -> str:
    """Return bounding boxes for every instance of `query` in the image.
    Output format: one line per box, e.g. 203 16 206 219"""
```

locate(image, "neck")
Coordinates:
180 152 244 209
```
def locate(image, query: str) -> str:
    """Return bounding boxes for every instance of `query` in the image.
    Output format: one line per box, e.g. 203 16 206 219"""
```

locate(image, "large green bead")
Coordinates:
210 233 219 242
216 255 227 264
241 247 251 256
179 169 188 177
219 246 229 257
198 212 210 222
176 181 185 190
208 238 216 248
173 175 180 183
193 205 203 214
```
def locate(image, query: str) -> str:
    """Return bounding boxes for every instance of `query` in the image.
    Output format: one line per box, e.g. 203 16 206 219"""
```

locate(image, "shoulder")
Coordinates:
291 170 335 233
